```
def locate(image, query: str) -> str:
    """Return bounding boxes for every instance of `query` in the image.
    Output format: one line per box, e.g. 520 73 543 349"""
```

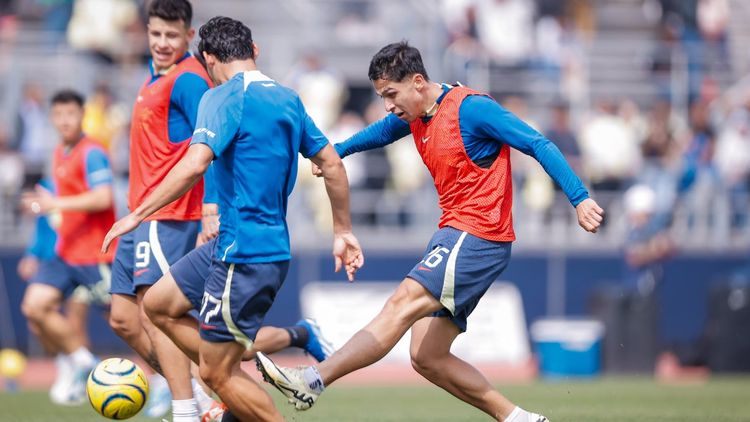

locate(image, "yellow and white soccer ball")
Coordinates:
86 358 149 420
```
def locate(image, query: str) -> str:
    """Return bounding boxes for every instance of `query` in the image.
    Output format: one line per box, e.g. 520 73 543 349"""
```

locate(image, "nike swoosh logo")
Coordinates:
421 136 430 143
418 266 432 272
134 268 149 277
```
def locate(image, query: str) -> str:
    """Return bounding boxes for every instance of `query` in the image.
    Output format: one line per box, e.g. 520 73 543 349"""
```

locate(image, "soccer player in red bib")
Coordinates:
20 89 115 405
257 42 604 422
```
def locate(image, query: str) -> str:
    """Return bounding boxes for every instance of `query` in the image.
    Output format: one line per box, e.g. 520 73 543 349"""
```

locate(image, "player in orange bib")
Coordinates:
20 90 116 405
257 42 605 422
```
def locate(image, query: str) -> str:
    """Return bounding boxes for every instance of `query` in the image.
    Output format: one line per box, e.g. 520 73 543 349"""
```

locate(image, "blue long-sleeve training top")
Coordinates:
334 84 589 206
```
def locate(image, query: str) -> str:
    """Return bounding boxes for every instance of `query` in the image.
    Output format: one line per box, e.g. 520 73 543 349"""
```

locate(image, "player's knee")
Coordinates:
141 290 164 327
109 312 138 342
198 363 229 392
409 350 440 379
21 291 53 323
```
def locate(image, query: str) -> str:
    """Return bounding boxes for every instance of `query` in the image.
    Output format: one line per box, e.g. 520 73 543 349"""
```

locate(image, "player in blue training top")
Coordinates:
102 16 364 421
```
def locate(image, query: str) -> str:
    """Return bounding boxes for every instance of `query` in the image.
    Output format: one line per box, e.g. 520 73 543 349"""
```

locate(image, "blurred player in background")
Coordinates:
19 89 115 405
102 16 363 421
17 178 107 405
108 1 336 420
257 41 604 422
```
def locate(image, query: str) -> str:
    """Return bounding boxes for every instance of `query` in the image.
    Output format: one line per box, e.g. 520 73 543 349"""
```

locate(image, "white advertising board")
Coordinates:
300 282 530 364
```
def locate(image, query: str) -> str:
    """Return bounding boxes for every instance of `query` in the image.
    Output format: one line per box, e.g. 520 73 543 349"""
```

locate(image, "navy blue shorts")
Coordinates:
172 238 289 348
170 240 215 310
407 227 512 332
110 220 200 296
31 256 112 305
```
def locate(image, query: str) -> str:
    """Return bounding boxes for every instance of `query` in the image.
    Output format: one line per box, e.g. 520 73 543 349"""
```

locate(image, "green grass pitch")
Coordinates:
1 377 749 421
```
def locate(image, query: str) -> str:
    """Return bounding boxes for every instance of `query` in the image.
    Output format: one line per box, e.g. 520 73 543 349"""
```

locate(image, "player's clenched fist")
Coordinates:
575 198 604 233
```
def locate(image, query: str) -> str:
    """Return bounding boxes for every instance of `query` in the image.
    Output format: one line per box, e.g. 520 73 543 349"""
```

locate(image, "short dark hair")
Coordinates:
368 41 429 82
198 17 255 63
50 89 84 108
148 0 192 27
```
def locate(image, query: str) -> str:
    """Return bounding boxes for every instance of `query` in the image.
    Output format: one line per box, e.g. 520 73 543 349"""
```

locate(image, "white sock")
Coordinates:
191 379 214 414
302 366 325 394
69 347 96 368
504 406 529 422
171 398 200 422
55 353 71 368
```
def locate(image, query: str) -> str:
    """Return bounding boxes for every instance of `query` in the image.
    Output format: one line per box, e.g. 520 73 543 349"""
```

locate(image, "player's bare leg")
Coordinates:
22 283 97 403
109 293 162 373
410 316 516 421
144 273 201 363
256 278 442 410
28 320 58 354
66 299 90 349
199 340 283 422
21 284 81 354
252 327 293 357
317 277 441 385
137 286 194 403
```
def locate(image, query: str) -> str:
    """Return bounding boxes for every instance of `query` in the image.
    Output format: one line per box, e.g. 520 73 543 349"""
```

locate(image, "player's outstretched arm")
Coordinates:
310 144 364 281
22 184 113 214
575 198 604 233
311 114 410 177
102 143 214 252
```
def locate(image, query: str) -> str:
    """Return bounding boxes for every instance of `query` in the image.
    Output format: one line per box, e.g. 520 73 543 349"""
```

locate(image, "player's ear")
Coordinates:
186 27 196 43
252 42 259 61
413 73 426 91
202 51 214 67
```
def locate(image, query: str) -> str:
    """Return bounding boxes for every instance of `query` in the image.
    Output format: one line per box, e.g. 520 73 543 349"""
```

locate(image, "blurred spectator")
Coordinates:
0 0 17 37
678 99 717 194
0 0 17 76
544 101 580 172
475 0 534 66
40 0 73 39
286 53 347 132
660 0 726 100
440 0 482 83
714 96 750 230
15 82 52 185
696 0 729 68
334 2 387 46
0 124 24 197
579 100 641 191
565 0 596 40
649 19 680 100
67 0 140 63
82 83 128 151
638 100 684 226
440 0 477 43
623 184 675 291
618 100 649 145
